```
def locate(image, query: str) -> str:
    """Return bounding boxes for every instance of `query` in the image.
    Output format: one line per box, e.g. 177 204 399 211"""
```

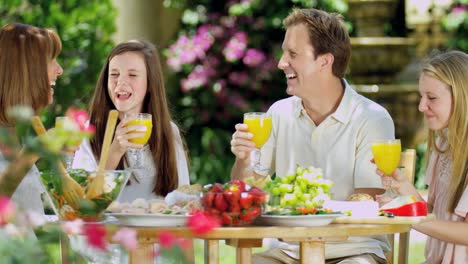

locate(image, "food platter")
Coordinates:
258 214 344 227
105 213 188 227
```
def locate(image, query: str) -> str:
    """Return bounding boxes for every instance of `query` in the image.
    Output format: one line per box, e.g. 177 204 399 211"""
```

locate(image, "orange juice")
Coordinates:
127 118 152 145
244 116 272 148
372 141 401 175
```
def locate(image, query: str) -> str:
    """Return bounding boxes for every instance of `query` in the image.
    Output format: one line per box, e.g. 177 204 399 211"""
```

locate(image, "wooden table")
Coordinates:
111 223 411 264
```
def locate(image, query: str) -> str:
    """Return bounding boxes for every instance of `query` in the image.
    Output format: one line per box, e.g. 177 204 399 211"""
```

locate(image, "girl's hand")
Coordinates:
112 116 147 153
375 168 417 201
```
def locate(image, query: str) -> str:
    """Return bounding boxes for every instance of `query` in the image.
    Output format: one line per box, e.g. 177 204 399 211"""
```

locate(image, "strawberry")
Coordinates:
239 192 253 209
214 193 228 211
223 184 241 205
202 192 216 208
221 212 233 226
232 217 241 226
250 206 262 218
228 180 246 192
240 208 257 223
206 208 220 217
230 203 241 214
210 183 224 193
248 187 266 205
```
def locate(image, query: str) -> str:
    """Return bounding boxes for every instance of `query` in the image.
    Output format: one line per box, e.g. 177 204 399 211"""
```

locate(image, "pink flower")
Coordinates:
62 219 84 235
452 5 468 14
83 223 107 251
243 49 266 67
228 71 249 86
112 227 138 251
180 65 215 92
0 196 15 225
65 107 95 134
186 211 220 235
158 230 177 249
223 32 248 62
176 238 192 250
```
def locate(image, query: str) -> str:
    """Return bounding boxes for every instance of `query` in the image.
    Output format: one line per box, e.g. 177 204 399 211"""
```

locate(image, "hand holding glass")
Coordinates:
124 113 152 169
372 139 401 200
243 112 272 172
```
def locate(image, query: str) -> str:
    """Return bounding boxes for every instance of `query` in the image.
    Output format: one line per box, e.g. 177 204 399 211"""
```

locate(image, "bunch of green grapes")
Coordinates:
264 166 333 209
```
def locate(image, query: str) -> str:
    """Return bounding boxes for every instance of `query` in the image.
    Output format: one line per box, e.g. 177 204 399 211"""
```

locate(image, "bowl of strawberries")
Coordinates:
201 180 267 226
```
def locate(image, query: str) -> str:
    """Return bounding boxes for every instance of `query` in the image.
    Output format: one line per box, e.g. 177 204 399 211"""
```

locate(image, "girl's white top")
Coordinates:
72 122 189 202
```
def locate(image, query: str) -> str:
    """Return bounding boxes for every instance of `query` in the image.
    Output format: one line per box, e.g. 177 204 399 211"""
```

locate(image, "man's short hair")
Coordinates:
283 8 351 79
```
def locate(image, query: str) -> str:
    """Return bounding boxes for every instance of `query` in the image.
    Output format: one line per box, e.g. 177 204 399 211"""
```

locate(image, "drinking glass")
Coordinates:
124 113 152 169
371 139 401 200
243 112 272 172
55 116 76 169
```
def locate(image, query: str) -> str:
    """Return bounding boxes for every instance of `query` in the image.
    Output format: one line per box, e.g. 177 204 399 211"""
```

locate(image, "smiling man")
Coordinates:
230 8 395 264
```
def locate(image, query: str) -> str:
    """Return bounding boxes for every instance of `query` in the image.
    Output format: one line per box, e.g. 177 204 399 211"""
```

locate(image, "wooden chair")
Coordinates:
385 149 417 264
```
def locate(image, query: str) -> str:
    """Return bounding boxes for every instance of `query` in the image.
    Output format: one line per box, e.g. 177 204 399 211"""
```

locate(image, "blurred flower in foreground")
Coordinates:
112 227 138 251
62 219 84 235
0 196 15 226
65 106 95 134
186 210 220 235
83 223 107 251
155 230 192 264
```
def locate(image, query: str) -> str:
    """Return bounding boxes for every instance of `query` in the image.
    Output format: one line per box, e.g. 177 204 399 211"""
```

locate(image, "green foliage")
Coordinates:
0 226 62 264
414 142 428 190
0 0 116 126
442 1 468 51
165 0 346 185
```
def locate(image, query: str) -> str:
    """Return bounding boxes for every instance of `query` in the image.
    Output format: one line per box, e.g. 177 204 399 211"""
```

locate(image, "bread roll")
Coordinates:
177 184 202 195
346 193 374 201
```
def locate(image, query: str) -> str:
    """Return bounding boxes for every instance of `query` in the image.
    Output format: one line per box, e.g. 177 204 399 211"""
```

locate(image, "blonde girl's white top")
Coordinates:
72 122 190 202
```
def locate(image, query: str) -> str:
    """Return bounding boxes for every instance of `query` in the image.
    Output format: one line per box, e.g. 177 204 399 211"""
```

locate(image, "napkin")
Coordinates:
323 200 379 217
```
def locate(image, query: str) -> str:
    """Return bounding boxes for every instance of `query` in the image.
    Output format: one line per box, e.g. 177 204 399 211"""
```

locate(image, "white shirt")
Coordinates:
0 152 45 214
260 80 394 259
261 80 395 200
72 122 189 202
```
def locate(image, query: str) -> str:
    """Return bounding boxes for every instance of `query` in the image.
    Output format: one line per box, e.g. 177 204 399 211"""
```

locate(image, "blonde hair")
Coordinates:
0 23 62 126
422 50 468 212
283 8 351 78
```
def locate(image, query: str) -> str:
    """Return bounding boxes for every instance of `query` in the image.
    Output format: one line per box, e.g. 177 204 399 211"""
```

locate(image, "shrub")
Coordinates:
0 0 116 126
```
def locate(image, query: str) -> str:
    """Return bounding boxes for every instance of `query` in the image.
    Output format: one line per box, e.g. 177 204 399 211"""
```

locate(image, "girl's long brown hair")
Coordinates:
423 50 468 212
88 40 179 196
0 23 61 125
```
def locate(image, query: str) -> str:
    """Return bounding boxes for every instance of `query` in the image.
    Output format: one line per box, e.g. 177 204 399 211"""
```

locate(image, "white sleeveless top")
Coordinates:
0 152 45 214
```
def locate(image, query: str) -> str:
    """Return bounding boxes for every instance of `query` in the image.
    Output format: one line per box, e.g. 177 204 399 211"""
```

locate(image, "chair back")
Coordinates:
386 148 417 264
400 149 417 184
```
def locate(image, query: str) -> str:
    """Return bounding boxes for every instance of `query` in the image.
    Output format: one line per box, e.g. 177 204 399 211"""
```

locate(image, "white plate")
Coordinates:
106 213 188 227
259 214 344 227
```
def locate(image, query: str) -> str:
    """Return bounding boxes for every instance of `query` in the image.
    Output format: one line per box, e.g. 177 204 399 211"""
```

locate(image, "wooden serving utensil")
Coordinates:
86 110 119 199
31 116 84 209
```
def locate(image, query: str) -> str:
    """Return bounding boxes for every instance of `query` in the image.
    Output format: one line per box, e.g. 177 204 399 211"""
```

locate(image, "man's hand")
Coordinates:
230 123 256 180
230 123 255 161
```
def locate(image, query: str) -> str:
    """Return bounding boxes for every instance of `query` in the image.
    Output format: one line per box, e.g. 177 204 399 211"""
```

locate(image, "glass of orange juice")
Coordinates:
244 112 272 172
124 113 153 169
372 139 401 200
